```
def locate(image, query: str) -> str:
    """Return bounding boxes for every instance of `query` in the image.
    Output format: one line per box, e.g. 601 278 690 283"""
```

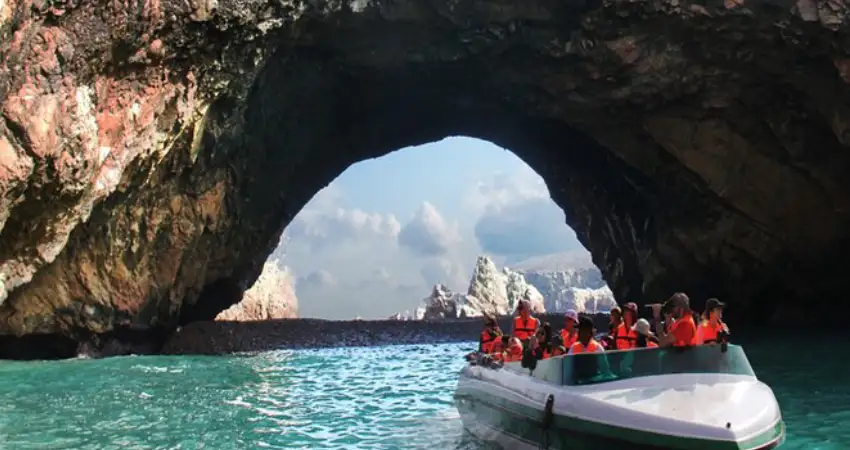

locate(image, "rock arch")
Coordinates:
1 0 850 351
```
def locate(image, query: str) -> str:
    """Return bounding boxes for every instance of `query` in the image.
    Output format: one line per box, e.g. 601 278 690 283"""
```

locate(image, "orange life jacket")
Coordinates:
512 316 539 341
698 321 723 344
614 323 637 350
480 328 501 353
503 338 524 362
570 339 602 354
490 351 504 362
560 329 578 348
504 348 523 362
672 315 698 347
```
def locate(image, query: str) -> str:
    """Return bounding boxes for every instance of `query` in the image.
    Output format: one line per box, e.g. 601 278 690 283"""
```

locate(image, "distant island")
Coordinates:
389 253 616 320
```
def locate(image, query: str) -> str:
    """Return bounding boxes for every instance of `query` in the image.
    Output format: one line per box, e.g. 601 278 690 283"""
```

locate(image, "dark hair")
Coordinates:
578 316 594 330
537 322 553 351
666 292 691 312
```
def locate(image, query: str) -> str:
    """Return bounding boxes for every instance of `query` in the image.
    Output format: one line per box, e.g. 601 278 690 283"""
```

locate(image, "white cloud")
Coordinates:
420 258 469 290
465 165 549 214
285 188 401 252
398 202 462 256
297 269 338 289
284 194 472 319
470 169 584 262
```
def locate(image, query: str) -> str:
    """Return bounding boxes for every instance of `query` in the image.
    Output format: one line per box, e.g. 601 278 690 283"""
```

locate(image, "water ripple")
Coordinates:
0 340 846 449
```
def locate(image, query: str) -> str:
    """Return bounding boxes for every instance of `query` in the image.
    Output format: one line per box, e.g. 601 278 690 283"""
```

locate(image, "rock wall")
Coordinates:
215 260 298 321
522 269 617 313
2 0 850 356
466 256 546 315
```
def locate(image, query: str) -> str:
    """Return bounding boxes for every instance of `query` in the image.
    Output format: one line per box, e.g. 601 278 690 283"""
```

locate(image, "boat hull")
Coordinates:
454 367 785 450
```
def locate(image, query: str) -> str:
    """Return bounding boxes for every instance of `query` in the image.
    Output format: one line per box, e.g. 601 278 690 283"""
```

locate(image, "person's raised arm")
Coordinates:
651 304 677 347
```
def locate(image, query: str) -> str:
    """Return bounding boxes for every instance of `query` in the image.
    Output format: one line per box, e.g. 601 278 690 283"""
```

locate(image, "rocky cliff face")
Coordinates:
511 252 617 312
403 256 546 319
521 268 617 313
2 0 850 356
215 260 298 321
467 256 546 315
417 284 479 319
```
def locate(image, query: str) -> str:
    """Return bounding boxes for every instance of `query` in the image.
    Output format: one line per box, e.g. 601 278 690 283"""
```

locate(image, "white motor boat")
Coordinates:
454 344 785 450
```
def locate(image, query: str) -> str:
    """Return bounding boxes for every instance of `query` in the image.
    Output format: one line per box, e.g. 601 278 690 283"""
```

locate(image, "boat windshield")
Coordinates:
562 344 756 386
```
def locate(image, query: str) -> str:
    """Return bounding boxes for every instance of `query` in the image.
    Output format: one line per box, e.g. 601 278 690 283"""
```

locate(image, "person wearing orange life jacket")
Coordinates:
535 325 553 358
652 292 698 347
478 314 503 354
560 309 579 348
512 300 540 345
614 302 639 350
698 298 730 345
602 306 623 349
569 316 605 354
489 336 507 362
503 337 524 362
631 318 659 348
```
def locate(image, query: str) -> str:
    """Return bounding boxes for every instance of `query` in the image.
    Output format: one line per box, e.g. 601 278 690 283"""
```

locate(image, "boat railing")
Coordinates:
526 344 757 386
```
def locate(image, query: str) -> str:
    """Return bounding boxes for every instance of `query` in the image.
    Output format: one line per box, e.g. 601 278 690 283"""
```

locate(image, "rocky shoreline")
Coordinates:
161 314 610 356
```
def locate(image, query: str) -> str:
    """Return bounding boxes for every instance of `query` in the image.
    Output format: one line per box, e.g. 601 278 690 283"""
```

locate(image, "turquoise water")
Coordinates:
0 339 846 449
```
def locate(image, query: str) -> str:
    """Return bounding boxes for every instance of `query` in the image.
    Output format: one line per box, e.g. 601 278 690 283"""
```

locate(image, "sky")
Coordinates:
276 137 591 319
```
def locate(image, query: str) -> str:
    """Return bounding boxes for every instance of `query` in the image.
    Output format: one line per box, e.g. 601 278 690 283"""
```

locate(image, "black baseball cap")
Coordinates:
705 298 725 311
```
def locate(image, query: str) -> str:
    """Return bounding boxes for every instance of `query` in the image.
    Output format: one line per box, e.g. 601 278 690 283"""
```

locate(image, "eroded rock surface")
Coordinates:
2 0 850 356
466 256 546 316
215 260 298 321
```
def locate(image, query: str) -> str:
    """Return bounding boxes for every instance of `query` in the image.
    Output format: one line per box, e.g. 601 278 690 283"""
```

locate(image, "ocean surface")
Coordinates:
0 335 847 449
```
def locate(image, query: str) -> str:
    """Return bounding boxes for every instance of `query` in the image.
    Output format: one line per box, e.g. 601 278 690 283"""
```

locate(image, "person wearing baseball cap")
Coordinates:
697 298 730 345
568 316 604 354
631 318 659 348
560 309 580 348
652 292 698 347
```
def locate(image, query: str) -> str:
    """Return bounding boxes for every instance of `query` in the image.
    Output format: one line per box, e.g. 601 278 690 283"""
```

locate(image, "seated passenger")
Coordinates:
632 318 659 348
569 316 604 354
652 292 698 348
512 300 541 346
698 298 730 345
614 302 639 350
560 309 579 348
551 345 568 357
479 314 502 353
522 336 546 371
536 324 553 358
569 317 611 383
489 336 508 361
504 337 524 362
603 306 623 349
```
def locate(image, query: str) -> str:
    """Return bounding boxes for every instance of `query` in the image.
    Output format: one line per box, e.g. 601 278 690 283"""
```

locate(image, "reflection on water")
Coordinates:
0 336 846 449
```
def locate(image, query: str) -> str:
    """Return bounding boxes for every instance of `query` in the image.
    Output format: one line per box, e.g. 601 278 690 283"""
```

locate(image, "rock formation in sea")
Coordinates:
402 256 545 319
215 260 298 321
521 269 616 313
467 256 546 315
1 0 850 355
511 252 617 313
